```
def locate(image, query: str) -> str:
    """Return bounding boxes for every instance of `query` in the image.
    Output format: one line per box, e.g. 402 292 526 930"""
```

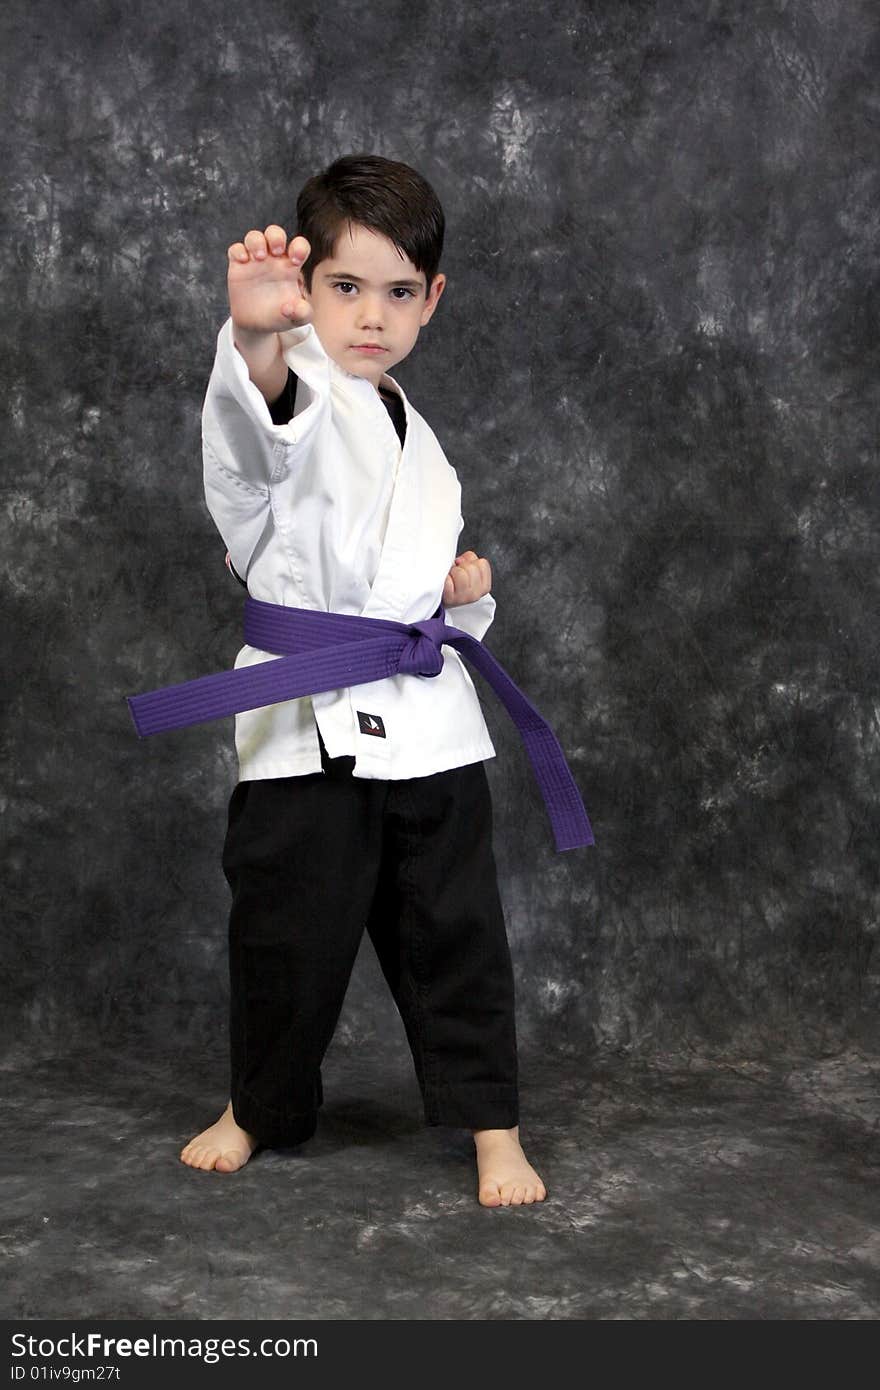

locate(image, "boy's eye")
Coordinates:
332 282 414 300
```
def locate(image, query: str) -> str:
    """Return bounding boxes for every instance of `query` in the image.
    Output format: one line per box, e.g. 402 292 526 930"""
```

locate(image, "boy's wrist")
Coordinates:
230 322 287 405
231 322 280 350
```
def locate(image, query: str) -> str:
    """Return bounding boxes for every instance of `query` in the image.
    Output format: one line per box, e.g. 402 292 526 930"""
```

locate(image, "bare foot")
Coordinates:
180 1100 259 1173
470 1124 547 1207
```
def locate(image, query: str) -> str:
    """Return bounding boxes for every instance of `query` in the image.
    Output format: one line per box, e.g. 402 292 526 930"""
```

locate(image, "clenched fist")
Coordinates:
443 551 492 608
227 225 313 335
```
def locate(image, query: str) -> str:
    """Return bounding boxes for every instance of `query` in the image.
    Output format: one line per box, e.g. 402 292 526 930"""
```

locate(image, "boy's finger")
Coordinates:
459 553 490 575
455 554 485 585
450 562 475 597
243 228 268 260
288 235 311 266
264 224 288 255
450 556 491 600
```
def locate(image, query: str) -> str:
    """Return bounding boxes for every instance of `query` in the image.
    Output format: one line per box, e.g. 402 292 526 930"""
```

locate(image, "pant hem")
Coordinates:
423 1081 519 1130
232 1084 321 1149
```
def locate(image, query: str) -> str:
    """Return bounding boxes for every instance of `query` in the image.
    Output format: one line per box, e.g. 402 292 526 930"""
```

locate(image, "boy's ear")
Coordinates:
421 272 446 323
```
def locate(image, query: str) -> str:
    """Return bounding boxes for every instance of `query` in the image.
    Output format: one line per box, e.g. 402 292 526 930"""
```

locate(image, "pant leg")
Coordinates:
365 758 520 1130
221 736 385 1147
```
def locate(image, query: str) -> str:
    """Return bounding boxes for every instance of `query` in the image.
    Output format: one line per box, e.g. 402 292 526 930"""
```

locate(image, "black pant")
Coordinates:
221 729 519 1146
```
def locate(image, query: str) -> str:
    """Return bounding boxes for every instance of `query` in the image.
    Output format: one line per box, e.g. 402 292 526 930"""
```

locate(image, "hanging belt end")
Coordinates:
126 695 148 739
555 831 596 853
551 806 596 853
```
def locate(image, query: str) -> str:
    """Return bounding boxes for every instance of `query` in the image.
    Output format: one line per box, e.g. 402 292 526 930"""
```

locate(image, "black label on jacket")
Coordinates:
357 711 386 739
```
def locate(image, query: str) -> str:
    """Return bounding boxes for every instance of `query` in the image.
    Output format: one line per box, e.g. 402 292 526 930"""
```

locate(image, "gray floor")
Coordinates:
3 1043 879 1320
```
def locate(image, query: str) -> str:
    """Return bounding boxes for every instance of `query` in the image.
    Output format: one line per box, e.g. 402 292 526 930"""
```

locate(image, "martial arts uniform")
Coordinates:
202 320 518 1144
202 317 499 782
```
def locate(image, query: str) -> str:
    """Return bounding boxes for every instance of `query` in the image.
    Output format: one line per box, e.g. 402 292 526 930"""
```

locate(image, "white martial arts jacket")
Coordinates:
201 316 498 781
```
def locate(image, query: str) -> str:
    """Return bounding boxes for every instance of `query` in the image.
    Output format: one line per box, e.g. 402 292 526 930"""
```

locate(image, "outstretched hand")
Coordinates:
443 551 492 608
227 225 313 335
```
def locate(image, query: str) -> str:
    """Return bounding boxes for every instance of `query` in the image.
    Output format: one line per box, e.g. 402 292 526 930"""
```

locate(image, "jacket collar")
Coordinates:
279 320 408 412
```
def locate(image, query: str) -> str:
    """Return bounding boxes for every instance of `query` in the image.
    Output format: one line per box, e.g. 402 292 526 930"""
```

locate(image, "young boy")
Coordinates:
178 153 546 1206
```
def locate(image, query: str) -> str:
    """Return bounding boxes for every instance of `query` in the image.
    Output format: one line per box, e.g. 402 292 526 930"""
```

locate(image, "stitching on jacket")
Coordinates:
269 440 290 488
203 436 270 499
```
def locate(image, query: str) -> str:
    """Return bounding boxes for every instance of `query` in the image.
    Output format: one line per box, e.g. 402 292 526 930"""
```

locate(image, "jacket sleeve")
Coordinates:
201 317 319 581
446 590 496 642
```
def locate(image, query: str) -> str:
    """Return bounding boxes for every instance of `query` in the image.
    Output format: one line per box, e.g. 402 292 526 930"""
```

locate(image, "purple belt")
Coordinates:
126 595 595 853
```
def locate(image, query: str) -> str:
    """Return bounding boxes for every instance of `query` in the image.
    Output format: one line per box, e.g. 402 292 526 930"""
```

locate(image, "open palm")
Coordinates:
227 226 313 335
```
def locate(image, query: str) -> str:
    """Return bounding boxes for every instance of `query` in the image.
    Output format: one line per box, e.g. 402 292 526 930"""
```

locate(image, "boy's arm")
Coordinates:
202 317 318 489
201 323 319 585
203 226 316 490
202 225 316 581
233 324 288 406
218 365 301 588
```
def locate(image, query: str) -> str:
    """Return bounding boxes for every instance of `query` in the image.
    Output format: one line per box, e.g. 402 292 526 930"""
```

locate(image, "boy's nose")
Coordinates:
357 296 384 325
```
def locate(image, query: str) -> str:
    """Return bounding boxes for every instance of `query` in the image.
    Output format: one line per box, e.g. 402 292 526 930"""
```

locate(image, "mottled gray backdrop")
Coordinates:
2 0 877 1071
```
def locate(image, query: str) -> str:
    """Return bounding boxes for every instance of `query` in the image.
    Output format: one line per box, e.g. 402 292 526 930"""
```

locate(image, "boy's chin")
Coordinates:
334 354 392 382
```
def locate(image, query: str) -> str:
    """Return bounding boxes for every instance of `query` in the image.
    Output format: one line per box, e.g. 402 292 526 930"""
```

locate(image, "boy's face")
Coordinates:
298 221 445 389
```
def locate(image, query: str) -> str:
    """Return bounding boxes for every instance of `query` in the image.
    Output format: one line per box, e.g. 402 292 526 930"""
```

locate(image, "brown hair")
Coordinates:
295 153 445 297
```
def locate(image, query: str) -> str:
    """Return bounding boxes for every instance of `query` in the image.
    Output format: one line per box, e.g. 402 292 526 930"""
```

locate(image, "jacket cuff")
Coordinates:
444 591 496 641
218 317 300 441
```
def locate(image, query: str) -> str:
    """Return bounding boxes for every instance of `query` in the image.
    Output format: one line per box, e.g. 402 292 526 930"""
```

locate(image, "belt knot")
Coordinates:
397 615 449 678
